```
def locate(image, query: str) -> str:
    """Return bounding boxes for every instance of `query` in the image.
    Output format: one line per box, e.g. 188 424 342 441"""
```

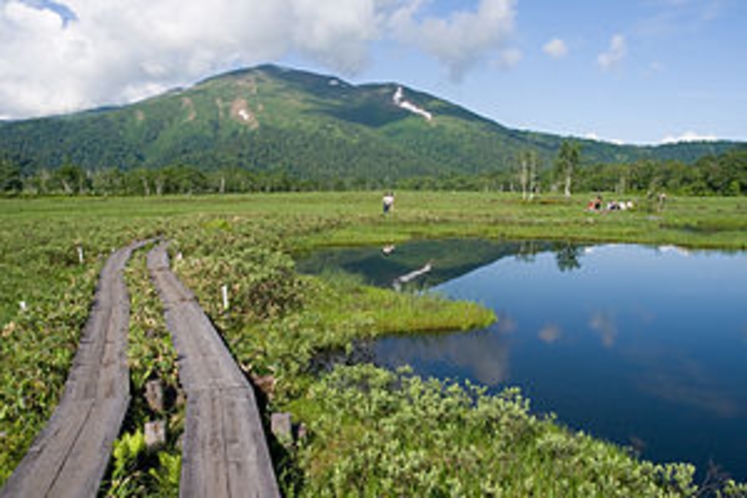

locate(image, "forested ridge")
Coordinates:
0 64 744 195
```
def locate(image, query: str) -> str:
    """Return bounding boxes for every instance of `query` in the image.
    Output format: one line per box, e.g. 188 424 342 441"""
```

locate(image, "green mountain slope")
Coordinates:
0 64 741 181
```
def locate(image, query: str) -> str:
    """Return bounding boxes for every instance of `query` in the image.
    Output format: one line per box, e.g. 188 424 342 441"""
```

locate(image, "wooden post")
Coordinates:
221 285 229 311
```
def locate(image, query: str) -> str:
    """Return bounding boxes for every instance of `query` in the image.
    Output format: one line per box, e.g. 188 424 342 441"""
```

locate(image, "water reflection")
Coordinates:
300 241 747 481
515 240 585 273
297 238 544 290
588 310 618 348
626 345 741 419
377 325 512 386
554 241 583 272
538 323 562 344
297 238 587 291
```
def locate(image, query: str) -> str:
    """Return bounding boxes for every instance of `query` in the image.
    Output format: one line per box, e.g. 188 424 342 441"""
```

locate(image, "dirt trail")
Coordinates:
1 241 146 498
147 243 279 498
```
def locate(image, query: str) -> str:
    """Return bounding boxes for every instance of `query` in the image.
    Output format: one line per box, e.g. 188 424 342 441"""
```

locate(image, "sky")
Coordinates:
0 0 745 145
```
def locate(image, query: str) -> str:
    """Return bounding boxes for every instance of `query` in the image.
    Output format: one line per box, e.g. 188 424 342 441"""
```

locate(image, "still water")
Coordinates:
297 240 747 481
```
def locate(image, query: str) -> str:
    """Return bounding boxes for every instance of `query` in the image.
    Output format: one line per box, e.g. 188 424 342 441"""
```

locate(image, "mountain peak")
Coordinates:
0 65 742 181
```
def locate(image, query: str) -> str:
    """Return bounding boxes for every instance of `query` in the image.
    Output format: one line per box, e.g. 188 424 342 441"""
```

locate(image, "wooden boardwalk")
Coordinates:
147 243 279 498
1 241 145 498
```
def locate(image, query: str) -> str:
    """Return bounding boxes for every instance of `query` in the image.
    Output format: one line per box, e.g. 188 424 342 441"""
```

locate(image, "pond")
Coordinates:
297 239 747 482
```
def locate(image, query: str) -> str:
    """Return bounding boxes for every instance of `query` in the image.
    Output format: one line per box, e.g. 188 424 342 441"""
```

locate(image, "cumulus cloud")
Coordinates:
542 38 568 59
389 0 518 81
597 34 627 70
493 47 522 69
661 131 719 144
0 0 518 119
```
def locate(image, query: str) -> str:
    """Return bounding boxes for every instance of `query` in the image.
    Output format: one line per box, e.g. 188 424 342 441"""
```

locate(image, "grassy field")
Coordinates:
2 191 747 496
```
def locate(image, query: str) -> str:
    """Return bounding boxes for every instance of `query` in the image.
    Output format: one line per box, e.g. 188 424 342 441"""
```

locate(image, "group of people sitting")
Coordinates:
587 195 634 212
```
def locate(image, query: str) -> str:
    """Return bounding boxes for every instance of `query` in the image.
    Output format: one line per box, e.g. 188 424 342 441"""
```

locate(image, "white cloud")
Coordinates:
635 0 727 38
597 34 627 70
584 132 624 145
389 0 518 81
494 47 522 68
0 0 519 119
660 131 719 144
542 38 568 59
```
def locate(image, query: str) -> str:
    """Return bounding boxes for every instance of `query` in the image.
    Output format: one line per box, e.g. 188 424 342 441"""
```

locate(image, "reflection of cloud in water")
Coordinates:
631 303 656 326
379 325 511 386
589 310 617 347
627 435 647 457
657 245 691 257
630 348 741 419
539 323 561 344
496 313 517 334
640 372 739 419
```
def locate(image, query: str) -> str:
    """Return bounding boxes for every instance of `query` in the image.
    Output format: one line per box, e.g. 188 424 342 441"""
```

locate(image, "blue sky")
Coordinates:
339 0 747 144
1 0 745 145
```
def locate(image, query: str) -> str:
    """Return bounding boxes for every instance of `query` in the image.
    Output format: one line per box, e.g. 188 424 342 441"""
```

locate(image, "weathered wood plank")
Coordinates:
2 401 94 497
223 389 280 498
1 241 145 498
147 243 279 498
46 395 130 498
181 390 230 497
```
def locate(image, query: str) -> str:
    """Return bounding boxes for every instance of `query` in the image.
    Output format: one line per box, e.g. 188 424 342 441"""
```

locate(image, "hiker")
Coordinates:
587 195 603 211
382 191 394 214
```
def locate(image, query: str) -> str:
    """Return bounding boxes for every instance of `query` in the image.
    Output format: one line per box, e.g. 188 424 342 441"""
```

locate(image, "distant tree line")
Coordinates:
0 161 374 196
1 144 746 197
400 144 747 197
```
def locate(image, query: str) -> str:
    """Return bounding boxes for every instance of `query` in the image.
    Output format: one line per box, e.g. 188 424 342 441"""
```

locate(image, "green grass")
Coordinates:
100 250 182 497
2 191 747 496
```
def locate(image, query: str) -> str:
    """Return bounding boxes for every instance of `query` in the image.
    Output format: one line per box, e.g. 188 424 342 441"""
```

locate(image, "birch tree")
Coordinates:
519 150 539 200
555 140 581 198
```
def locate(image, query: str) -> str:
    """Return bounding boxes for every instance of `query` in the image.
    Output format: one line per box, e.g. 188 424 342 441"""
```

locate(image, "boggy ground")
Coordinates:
1 192 746 496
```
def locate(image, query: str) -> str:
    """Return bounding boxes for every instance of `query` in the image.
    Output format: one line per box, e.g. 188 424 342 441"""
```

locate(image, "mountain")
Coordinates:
0 64 741 182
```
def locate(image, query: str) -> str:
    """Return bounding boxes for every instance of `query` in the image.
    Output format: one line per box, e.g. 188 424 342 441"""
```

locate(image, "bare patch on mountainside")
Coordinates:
181 97 197 122
215 96 260 129
230 98 259 129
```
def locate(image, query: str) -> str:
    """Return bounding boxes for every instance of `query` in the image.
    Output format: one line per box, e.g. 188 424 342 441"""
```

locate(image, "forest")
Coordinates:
1 143 746 197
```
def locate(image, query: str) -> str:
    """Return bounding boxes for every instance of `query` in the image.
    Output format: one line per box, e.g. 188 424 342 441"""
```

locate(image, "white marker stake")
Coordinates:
221 285 229 311
77 246 84 264
19 301 27 311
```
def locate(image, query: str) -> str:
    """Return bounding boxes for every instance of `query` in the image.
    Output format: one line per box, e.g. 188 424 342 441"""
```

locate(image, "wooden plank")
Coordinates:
1 401 94 497
223 389 280 498
147 243 280 498
1 241 145 498
46 394 130 498
181 390 229 498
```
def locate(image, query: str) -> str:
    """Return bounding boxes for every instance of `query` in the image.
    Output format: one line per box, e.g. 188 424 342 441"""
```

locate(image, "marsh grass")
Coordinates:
2 192 747 495
99 249 182 497
289 364 704 497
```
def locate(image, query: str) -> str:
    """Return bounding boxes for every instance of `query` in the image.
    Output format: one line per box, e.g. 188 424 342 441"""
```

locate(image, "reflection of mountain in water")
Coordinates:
374 325 512 386
296 239 575 289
